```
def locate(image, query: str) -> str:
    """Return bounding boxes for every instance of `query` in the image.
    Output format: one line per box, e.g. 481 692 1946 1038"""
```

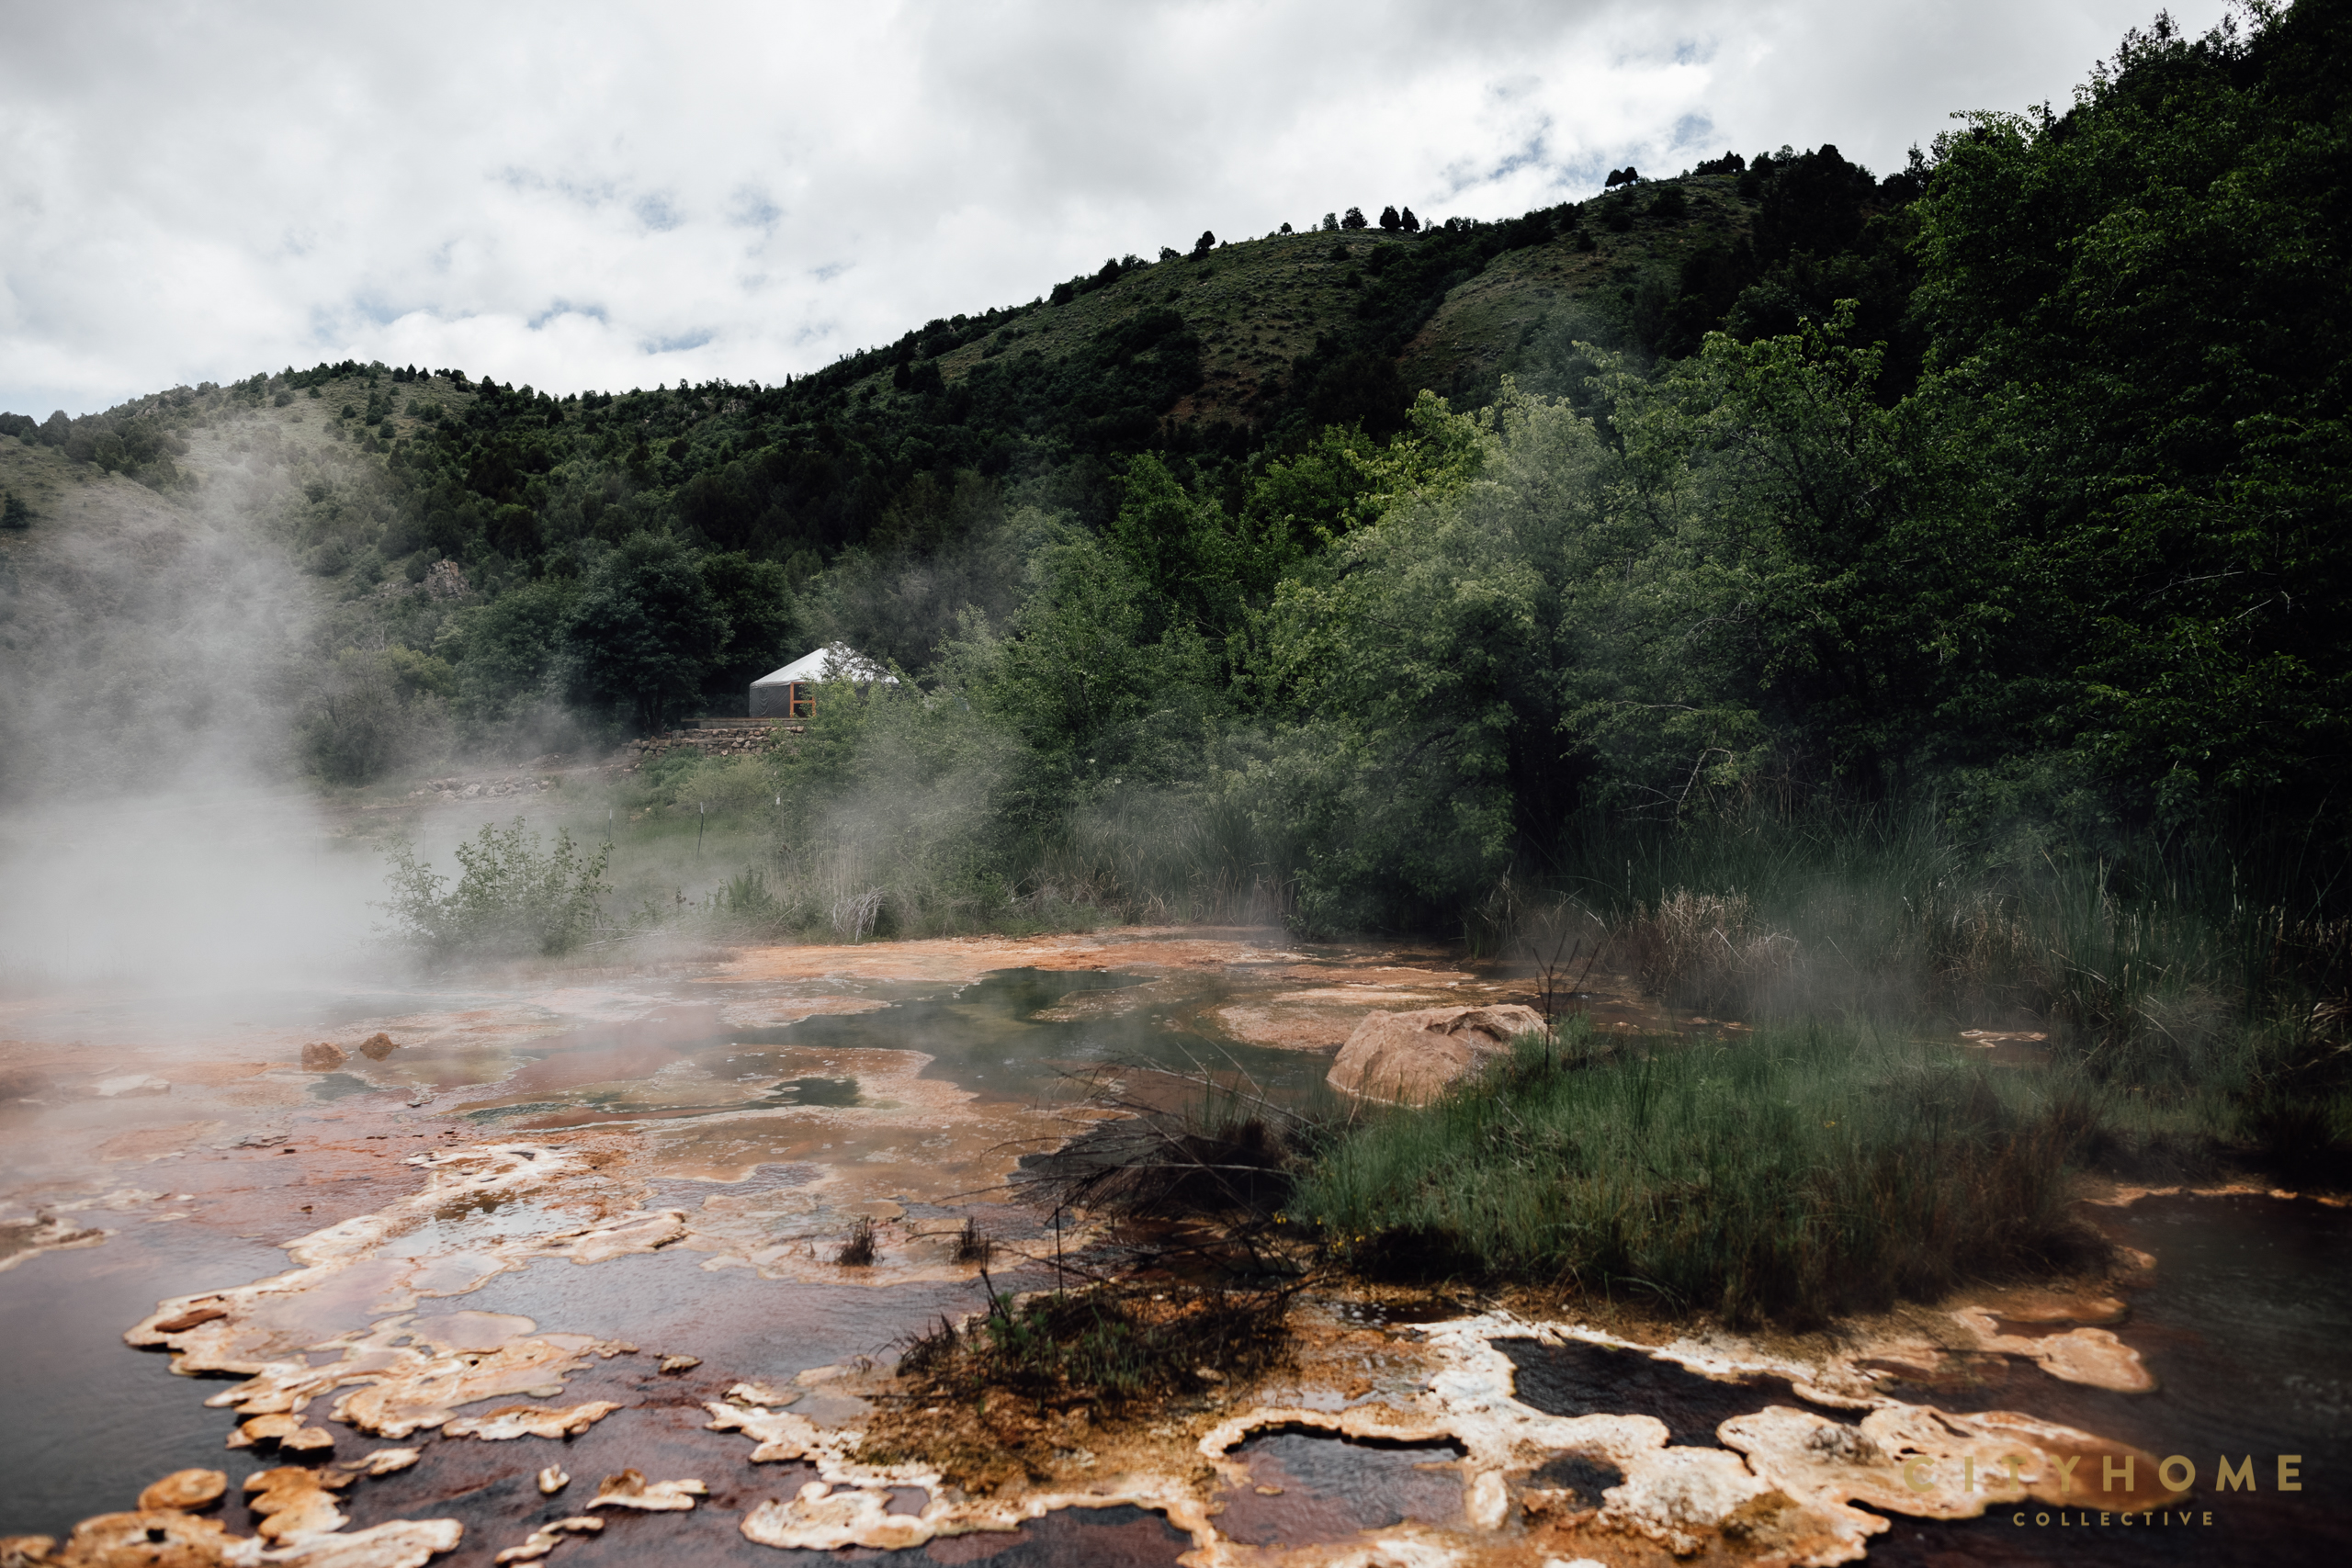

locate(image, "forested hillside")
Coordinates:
5 0 2346 939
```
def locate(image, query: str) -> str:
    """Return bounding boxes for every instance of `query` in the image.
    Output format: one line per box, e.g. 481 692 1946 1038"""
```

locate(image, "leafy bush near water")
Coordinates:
379 817 612 957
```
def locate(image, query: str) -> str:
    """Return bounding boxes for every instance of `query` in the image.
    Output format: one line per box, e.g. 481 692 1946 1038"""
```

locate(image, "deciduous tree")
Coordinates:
566 532 730 732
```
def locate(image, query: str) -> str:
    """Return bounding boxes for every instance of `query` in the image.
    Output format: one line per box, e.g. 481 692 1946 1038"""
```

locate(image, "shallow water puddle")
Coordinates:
1498 1335 1854 1449
1212 1430 1467 1545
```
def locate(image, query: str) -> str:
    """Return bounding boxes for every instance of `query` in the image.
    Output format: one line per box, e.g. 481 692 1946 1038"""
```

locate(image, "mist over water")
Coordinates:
0 431 390 1001
0 790 382 997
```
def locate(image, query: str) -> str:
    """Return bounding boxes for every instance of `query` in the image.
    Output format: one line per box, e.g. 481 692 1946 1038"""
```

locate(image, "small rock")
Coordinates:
538 1466 570 1495
301 1042 348 1071
658 1354 702 1374
151 1305 228 1334
587 1470 706 1512
230 1412 305 1450
724 1380 799 1408
356 1032 399 1061
136 1468 227 1512
0 1068 52 1100
495 1516 601 1564
92 1074 171 1098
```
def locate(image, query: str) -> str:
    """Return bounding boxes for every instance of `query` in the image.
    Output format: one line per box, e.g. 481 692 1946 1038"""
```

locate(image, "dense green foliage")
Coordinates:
342 3 2340 952
591 6 2347 1138
379 817 612 956
11 6 2346 962
1916 1 2352 823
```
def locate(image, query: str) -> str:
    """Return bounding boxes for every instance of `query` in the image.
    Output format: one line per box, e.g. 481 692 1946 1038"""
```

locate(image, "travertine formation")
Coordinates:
122 1145 672 1441
585 1472 707 1512
1327 1004 1549 1103
1 1459 455 1568
695 1304 2171 1566
492 1517 601 1564
0 942 2200 1568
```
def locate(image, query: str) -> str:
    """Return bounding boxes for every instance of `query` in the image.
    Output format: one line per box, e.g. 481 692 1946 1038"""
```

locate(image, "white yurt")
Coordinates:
748 642 897 719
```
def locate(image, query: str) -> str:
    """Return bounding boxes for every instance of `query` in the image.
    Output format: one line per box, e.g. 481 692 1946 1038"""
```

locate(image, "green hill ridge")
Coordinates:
2 0 2346 920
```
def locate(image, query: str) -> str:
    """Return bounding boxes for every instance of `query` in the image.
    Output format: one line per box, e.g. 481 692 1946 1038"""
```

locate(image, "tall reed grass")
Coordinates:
1294 1019 2098 1325
1564 806 2346 1099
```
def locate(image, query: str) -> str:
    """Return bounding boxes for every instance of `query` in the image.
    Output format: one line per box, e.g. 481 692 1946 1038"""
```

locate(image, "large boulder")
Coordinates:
1326 1004 1547 1104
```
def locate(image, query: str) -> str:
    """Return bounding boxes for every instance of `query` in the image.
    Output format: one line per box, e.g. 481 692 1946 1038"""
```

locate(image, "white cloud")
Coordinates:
0 0 2227 415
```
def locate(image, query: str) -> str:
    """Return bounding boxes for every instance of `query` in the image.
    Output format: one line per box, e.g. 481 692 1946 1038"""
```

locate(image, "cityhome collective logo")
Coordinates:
1893 1450 2306 1529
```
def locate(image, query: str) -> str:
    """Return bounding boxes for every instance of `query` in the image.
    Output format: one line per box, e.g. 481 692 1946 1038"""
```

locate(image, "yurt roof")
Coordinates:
751 642 898 686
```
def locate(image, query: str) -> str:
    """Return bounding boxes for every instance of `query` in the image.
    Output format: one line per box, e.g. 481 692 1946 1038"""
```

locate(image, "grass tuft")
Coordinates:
953 1216 995 1266
873 1274 1293 1486
834 1215 878 1267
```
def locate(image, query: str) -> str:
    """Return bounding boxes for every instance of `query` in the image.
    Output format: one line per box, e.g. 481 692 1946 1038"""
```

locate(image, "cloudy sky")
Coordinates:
1 0 2225 417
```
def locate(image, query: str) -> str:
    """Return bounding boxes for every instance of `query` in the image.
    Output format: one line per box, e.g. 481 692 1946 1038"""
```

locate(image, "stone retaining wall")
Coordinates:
620 722 800 771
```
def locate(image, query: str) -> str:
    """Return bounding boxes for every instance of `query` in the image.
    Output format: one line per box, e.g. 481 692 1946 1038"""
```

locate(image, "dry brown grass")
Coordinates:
1623 889 1796 1014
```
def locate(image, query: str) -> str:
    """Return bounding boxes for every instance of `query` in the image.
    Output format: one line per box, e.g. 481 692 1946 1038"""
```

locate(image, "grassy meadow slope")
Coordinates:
865 171 1764 425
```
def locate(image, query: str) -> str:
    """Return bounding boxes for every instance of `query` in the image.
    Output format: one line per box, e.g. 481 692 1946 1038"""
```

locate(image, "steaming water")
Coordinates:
0 951 1340 1552
2 949 2345 1563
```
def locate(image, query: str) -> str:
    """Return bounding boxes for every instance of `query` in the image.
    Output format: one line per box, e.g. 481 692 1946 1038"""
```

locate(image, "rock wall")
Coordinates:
619 724 797 773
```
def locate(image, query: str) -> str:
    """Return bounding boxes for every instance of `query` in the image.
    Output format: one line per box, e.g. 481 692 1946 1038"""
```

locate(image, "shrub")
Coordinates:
300 646 451 783
1017 1064 1317 1223
379 817 612 959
